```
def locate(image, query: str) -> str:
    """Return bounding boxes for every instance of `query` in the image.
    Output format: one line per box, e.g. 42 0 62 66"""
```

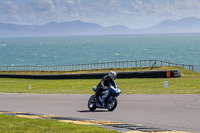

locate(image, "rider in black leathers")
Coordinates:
95 71 117 98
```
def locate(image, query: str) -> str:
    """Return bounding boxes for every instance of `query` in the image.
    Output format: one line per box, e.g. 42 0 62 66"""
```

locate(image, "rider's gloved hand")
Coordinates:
102 86 107 90
104 86 109 90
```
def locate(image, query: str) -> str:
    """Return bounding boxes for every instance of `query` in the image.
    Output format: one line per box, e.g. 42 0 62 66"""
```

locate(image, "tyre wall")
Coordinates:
0 70 180 79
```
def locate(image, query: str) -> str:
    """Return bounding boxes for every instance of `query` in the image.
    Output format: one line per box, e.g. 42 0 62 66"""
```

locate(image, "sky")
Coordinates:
1 0 200 29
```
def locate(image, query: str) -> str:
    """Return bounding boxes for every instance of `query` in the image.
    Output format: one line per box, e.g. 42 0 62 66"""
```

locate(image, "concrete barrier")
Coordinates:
0 70 180 79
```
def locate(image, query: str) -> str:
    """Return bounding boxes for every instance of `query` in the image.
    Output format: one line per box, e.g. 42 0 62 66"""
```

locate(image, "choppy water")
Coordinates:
0 34 200 68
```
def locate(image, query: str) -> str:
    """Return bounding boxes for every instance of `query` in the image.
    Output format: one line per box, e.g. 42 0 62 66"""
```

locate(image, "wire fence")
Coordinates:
0 60 199 73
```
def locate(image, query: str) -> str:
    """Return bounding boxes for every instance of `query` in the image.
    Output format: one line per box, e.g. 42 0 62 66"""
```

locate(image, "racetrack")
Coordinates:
0 93 199 133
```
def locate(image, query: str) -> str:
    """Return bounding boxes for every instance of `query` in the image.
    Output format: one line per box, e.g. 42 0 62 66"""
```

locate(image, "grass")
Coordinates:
0 67 199 94
0 114 118 133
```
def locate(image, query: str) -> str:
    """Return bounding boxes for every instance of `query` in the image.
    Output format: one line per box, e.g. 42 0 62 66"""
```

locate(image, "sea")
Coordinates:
0 33 200 71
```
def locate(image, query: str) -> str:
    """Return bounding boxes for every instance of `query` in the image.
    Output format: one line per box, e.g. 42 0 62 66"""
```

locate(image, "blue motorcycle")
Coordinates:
88 84 121 111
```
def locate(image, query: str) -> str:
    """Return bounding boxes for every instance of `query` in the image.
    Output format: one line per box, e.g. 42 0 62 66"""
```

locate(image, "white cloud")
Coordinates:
130 0 200 17
0 1 21 22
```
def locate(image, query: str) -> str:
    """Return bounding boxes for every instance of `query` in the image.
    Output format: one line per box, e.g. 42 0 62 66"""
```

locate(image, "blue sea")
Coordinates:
0 33 200 70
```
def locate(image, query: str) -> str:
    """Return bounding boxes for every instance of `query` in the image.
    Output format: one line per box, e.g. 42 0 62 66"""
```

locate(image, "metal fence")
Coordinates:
0 60 199 73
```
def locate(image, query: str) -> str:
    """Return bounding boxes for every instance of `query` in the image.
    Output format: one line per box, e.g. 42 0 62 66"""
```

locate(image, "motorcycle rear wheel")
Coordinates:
107 97 118 111
88 95 97 111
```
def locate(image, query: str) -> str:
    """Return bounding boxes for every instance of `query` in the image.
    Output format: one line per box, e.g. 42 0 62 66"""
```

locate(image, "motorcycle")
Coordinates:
88 84 121 111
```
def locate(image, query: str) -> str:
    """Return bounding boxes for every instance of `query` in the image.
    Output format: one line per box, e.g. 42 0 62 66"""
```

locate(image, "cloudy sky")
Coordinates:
1 0 200 29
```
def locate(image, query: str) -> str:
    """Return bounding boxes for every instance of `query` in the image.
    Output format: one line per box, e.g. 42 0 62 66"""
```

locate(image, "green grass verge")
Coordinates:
0 67 199 94
0 114 118 133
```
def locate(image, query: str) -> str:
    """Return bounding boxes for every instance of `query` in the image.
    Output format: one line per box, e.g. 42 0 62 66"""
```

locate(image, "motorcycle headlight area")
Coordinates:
116 88 121 94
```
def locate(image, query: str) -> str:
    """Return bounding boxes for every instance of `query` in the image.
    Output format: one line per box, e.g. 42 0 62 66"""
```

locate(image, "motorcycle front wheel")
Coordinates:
107 96 118 111
88 94 97 111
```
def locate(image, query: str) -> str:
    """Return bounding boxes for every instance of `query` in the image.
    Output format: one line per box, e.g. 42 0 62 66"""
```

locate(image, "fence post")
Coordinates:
131 61 133 68
135 60 137 68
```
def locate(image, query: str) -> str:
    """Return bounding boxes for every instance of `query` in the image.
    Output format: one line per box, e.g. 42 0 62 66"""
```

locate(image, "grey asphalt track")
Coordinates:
0 93 200 133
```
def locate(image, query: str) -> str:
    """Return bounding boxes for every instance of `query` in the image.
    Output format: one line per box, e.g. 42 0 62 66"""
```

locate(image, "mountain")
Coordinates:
1 17 200 37
41 20 104 35
133 16 200 34
0 20 131 37
0 22 40 37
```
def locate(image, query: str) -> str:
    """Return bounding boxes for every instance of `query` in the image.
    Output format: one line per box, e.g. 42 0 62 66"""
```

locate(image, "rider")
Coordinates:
95 71 117 98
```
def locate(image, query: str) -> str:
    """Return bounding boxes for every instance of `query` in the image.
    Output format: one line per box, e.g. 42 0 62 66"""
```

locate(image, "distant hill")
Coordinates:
133 16 200 34
1 17 200 37
0 20 131 37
